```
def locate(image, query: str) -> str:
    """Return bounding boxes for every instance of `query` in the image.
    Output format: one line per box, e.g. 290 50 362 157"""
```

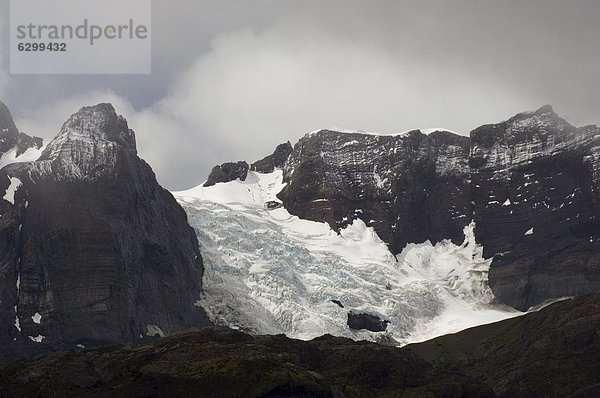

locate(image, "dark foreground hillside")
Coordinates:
407 294 600 397
2 294 600 397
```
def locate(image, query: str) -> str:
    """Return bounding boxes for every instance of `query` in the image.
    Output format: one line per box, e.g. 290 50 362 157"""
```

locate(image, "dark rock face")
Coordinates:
0 101 42 158
470 106 600 310
251 141 293 173
203 161 249 187
270 108 600 311
331 299 344 308
347 310 389 332
278 129 473 253
0 103 210 363
265 200 283 210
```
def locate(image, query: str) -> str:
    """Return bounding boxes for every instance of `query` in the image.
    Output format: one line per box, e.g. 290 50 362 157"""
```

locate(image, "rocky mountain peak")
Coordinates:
469 105 587 171
0 103 210 363
18 103 137 181
39 103 136 163
505 104 570 133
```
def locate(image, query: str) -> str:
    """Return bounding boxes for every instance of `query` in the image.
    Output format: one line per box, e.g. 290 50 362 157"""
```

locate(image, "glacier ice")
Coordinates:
175 170 522 345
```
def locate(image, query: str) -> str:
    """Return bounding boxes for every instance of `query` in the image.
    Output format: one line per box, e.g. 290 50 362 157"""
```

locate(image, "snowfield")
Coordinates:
0 145 45 170
175 170 522 345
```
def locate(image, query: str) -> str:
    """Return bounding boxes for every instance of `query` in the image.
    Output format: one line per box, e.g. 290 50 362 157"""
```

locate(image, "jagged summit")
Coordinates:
471 104 578 151
3 104 138 181
39 103 136 162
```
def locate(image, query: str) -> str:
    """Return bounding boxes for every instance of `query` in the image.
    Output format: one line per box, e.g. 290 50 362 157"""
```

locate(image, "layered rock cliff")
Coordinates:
278 129 472 254
471 105 600 310
0 104 210 362
204 106 600 311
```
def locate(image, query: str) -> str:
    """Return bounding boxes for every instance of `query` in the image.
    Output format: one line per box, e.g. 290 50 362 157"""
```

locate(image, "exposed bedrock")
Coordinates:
0 104 211 363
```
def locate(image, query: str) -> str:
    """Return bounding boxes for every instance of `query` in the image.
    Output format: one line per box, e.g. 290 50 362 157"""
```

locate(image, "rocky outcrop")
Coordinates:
0 103 210 363
204 142 294 187
15 133 43 157
278 129 472 253
347 311 389 332
204 161 249 187
251 141 293 173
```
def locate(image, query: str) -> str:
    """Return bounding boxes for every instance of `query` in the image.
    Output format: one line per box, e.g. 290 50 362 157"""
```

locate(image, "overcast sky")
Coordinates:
0 0 599 189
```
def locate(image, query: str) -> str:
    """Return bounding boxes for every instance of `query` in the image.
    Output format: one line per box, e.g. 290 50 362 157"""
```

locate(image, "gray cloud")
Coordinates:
1 0 599 189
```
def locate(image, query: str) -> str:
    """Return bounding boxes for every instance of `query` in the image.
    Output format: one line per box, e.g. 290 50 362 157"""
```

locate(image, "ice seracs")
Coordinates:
175 170 521 345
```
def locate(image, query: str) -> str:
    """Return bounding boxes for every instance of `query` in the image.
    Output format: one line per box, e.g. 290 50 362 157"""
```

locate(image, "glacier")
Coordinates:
175 170 522 345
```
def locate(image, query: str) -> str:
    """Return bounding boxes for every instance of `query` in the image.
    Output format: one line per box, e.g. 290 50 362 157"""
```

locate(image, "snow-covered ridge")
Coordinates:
175 170 521 345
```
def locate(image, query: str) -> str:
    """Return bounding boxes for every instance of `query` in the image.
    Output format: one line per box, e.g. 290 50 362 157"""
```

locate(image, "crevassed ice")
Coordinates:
175 170 521 345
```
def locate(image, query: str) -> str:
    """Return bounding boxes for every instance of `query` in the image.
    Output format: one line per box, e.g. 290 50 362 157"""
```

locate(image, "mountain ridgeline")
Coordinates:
208 105 600 311
0 104 210 363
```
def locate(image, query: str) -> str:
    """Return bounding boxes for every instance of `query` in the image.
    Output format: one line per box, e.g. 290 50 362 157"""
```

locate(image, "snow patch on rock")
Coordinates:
28 334 45 343
3 177 22 204
146 324 165 338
